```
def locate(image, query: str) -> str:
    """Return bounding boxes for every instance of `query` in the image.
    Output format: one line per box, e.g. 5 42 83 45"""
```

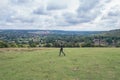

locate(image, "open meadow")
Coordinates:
0 48 120 80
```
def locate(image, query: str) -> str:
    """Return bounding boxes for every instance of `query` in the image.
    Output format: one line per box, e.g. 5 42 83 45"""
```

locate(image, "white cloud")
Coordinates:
0 0 120 31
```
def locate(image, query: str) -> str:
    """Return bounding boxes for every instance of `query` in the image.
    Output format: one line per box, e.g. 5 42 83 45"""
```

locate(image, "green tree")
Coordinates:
0 41 9 48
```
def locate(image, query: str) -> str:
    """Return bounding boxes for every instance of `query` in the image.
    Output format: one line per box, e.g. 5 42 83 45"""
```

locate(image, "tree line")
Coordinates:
0 34 120 48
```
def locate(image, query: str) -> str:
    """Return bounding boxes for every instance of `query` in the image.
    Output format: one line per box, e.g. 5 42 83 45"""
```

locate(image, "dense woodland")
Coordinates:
0 29 120 48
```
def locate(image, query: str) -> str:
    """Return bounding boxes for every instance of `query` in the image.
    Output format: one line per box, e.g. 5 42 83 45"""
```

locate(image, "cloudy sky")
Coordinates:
0 0 120 31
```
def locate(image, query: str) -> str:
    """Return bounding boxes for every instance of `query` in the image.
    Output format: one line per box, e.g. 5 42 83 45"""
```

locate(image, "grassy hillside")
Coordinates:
0 48 120 80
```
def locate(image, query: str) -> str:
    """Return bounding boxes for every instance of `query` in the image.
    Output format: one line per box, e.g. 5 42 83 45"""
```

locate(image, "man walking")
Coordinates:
59 44 66 56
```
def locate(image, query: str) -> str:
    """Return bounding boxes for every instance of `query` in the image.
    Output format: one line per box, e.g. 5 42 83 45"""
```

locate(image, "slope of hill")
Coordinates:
0 30 103 36
0 29 120 48
0 48 120 80
101 29 120 37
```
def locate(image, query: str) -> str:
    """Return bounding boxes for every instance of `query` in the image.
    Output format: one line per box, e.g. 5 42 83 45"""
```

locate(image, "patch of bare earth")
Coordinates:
0 48 52 52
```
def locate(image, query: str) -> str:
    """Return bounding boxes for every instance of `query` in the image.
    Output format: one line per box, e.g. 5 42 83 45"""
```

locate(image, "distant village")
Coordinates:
0 30 120 48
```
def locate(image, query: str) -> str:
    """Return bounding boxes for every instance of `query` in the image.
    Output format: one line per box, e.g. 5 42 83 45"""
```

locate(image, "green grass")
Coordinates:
0 48 120 80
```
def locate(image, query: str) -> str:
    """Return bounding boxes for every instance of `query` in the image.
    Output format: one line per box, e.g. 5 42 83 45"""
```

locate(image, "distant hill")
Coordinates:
0 29 119 37
0 30 103 36
0 29 120 48
101 29 120 37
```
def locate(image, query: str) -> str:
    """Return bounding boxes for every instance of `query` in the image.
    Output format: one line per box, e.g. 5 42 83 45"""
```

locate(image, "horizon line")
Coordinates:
0 29 114 32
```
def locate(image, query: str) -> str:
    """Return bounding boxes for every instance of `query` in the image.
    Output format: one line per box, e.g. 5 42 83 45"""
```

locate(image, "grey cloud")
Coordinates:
100 10 119 28
11 17 34 23
47 4 67 10
78 0 99 12
2 16 34 24
47 0 67 10
63 11 97 26
99 20 117 27
57 0 101 26
0 0 120 30
108 10 120 16
10 0 33 5
74 0 104 25
62 13 80 25
0 8 15 22
0 8 34 24
55 21 72 27
33 6 48 15
52 15 71 27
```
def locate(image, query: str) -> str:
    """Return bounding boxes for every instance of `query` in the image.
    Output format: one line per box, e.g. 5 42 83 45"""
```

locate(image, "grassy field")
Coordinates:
0 48 120 80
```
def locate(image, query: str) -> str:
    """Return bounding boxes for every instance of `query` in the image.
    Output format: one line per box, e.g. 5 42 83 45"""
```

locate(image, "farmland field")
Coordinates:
0 48 120 80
